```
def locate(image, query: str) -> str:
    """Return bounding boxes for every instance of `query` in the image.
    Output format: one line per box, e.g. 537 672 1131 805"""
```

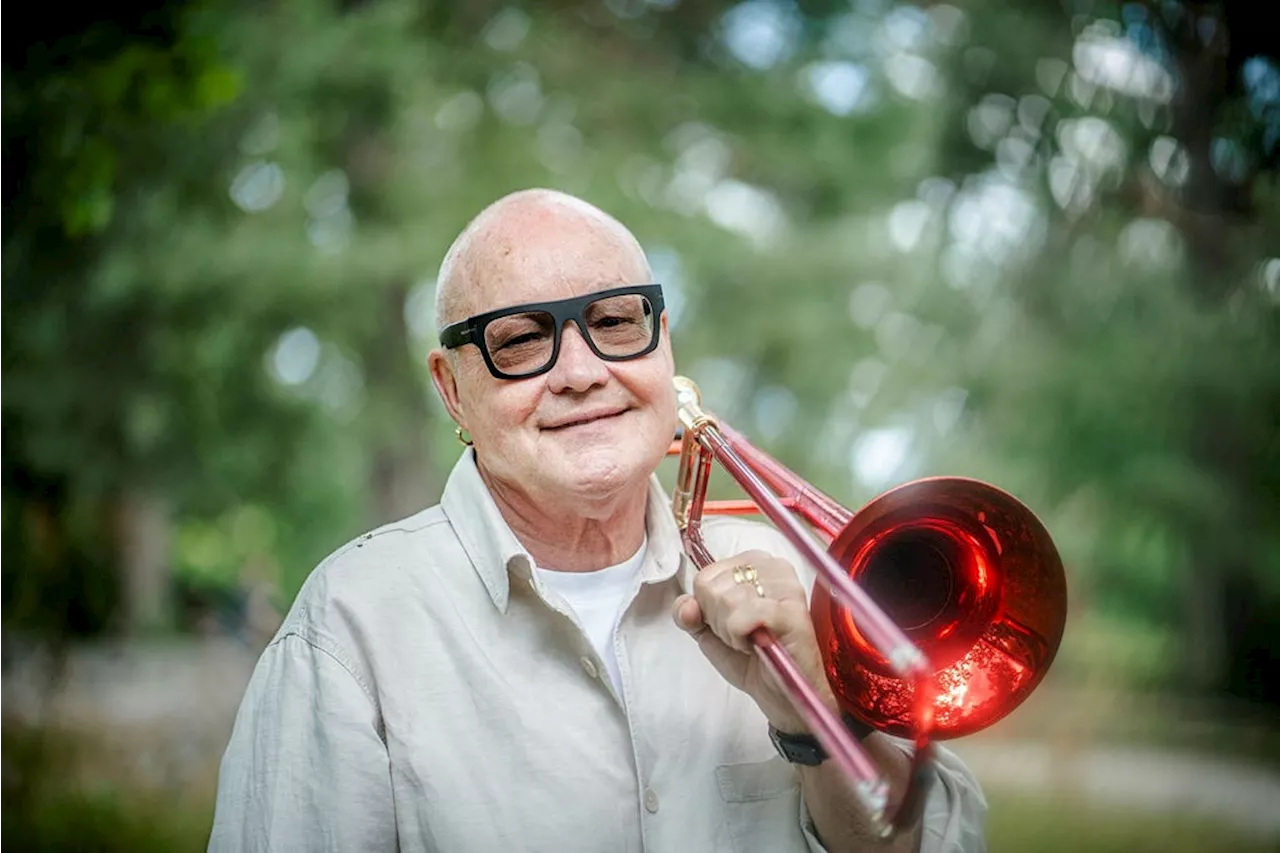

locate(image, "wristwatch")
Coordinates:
769 713 875 766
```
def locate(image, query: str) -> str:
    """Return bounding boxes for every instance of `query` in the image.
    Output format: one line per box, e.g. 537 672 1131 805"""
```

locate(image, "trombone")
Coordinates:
670 376 1067 838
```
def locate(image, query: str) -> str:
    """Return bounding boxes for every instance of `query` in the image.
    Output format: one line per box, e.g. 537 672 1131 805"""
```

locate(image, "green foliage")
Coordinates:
3 4 243 238
3 0 1278 699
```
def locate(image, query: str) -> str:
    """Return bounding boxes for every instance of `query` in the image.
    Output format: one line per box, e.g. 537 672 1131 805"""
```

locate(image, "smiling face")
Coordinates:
428 192 678 517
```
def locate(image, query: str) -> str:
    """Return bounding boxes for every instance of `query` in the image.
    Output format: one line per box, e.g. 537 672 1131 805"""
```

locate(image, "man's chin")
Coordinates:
536 427 666 495
548 455 648 501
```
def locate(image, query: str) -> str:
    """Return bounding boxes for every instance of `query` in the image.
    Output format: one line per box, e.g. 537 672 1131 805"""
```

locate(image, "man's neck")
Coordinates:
479 466 649 573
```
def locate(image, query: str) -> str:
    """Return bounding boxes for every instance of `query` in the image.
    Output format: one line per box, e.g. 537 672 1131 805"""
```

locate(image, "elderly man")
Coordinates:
209 189 986 852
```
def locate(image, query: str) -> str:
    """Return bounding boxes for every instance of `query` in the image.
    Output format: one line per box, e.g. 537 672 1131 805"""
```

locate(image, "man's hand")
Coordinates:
671 549 838 732
675 549 931 853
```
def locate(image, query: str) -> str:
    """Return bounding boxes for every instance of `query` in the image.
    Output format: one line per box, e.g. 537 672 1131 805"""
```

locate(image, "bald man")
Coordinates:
208 190 987 853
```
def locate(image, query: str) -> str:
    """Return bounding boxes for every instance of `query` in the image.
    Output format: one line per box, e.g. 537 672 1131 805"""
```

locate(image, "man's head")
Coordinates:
428 189 677 516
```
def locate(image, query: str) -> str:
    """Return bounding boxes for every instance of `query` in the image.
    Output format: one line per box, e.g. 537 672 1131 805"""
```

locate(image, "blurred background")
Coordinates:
3 0 1279 850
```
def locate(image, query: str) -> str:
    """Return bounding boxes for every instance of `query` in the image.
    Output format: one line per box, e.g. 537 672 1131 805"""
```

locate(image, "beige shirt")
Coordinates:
209 451 987 853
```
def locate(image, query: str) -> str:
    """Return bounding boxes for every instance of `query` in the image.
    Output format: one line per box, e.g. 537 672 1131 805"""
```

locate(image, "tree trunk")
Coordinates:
1163 6 1246 694
365 280 440 526
1182 553 1228 691
114 488 172 634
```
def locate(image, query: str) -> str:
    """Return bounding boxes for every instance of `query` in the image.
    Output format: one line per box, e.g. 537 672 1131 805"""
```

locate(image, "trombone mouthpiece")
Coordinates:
673 375 701 408
673 376 716 435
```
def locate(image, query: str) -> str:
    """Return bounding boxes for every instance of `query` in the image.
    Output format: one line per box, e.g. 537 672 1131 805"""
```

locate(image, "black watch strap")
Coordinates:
769 713 875 766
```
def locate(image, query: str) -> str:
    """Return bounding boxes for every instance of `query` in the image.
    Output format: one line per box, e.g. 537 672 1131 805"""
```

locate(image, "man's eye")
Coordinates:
497 331 545 349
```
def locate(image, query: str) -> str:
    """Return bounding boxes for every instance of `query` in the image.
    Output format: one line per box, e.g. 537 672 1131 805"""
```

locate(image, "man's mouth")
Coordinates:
542 408 630 431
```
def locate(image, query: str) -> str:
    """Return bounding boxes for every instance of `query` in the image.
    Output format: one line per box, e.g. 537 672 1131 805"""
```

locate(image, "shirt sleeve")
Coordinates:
208 631 397 853
918 742 988 853
798 740 988 853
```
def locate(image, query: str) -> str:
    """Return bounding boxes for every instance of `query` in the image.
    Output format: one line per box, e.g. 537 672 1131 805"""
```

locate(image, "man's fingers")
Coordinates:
693 553 805 606
672 594 706 635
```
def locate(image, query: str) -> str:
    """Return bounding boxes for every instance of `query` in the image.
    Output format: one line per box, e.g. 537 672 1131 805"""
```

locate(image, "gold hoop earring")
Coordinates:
455 425 473 446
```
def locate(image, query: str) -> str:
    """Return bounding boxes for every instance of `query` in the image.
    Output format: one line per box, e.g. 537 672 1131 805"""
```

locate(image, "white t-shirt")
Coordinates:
535 537 647 697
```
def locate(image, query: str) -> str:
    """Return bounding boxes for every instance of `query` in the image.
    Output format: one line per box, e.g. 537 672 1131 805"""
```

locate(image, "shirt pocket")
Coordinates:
715 757 808 852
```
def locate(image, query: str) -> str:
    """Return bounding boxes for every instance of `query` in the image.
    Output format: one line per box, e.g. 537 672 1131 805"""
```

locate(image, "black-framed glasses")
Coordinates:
439 284 665 380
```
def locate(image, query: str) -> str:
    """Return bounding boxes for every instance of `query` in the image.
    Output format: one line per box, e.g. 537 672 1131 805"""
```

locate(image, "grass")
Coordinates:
2 788 213 853
985 791 1277 853
4 785 1275 852
2 723 213 853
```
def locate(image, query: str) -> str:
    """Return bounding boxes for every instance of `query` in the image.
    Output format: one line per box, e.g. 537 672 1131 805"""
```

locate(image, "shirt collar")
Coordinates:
439 449 690 614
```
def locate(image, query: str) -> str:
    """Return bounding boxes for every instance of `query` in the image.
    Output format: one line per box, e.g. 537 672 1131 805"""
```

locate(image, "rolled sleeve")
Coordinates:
920 743 987 853
208 631 396 853
798 741 987 853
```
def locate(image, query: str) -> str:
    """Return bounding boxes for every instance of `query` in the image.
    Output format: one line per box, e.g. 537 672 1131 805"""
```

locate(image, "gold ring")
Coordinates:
733 564 764 597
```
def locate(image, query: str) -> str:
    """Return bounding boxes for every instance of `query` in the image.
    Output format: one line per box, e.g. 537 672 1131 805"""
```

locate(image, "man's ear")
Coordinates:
428 349 467 429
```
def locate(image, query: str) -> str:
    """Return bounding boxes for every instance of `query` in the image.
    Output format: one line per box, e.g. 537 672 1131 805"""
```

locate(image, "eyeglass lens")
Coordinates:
482 292 656 376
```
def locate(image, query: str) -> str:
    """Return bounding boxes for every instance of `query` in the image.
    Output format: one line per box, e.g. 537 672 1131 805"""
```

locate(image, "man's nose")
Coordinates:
547 322 610 393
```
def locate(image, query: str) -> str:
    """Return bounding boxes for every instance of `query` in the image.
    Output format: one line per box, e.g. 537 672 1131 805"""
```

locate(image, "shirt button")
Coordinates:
643 788 659 814
579 656 599 679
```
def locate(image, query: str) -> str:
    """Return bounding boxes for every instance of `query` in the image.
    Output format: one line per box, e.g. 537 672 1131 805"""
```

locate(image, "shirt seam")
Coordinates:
308 512 453 585
352 512 453 546
270 626 380 712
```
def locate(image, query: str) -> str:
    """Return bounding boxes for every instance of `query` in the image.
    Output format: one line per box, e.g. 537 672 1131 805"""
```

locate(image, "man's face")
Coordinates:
430 216 677 512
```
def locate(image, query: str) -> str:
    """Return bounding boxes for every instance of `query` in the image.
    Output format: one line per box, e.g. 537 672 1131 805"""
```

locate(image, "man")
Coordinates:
209 189 987 852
